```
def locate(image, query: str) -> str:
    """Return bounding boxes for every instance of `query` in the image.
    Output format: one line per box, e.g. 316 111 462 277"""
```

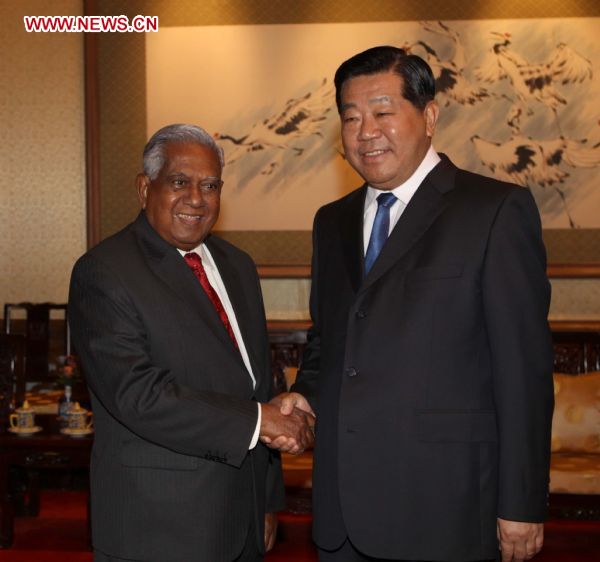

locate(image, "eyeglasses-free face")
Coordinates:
137 142 223 251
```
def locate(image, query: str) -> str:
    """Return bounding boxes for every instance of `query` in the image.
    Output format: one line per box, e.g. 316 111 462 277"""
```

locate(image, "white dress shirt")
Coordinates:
178 244 261 449
363 146 441 253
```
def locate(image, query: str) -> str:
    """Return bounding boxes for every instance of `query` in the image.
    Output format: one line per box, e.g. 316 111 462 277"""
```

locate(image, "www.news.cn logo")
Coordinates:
24 15 158 33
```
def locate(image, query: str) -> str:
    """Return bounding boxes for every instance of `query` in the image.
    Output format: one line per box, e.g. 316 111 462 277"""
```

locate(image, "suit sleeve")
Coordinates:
482 187 554 522
290 211 321 410
68 253 257 467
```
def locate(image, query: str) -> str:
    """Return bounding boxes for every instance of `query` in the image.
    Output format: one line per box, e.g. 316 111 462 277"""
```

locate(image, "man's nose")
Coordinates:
186 184 206 206
358 115 381 140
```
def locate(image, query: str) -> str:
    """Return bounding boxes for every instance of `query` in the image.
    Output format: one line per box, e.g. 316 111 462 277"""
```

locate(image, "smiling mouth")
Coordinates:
361 149 389 158
176 213 204 222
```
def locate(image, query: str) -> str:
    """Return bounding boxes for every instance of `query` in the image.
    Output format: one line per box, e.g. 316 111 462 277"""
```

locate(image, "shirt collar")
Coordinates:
364 145 441 210
177 243 211 267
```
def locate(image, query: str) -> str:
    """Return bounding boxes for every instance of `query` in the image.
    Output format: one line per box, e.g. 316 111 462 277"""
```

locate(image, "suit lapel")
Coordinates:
133 214 240 356
339 186 367 293
360 155 457 293
205 237 264 386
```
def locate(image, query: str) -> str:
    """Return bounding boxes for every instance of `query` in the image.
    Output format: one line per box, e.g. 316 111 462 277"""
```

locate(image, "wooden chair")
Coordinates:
3 303 70 383
0 334 26 425
0 333 42 515
268 325 307 394
552 329 600 374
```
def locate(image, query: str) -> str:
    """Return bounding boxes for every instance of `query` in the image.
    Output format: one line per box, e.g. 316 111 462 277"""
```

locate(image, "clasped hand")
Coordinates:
260 392 315 454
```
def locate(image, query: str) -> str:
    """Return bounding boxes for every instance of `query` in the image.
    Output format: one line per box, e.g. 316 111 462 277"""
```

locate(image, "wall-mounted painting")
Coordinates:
146 18 599 232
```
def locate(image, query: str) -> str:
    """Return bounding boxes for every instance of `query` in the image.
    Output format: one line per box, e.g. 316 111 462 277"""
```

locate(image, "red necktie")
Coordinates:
184 252 239 349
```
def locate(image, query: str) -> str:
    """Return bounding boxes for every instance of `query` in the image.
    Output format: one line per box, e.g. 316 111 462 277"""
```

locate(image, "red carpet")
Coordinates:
0 491 91 561
536 519 600 562
0 491 597 561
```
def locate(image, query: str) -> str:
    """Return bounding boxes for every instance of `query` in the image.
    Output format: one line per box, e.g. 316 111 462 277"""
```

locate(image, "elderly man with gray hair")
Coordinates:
69 124 314 561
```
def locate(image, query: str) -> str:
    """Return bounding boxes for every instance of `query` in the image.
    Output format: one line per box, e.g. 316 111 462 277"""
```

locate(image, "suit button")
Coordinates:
345 367 358 377
356 309 367 319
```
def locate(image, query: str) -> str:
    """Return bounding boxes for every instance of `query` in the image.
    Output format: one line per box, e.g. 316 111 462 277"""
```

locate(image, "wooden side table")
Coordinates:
0 414 92 548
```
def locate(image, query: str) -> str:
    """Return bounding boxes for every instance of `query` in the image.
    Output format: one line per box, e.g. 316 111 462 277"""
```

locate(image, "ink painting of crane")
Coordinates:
408 19 598 228
214 78 338 191
471 132 600 227
147 19 599 230
407 21 492 107
475 32 592 134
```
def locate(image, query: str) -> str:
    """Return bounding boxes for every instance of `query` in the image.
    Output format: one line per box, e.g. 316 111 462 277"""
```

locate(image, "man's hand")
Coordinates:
260 402 314 454
261 392 315 453
270 392 315 417
264 512 278 551
497 518 544 561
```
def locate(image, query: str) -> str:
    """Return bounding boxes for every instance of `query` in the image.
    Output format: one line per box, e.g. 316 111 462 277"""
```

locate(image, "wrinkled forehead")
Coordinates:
339 72 405 109
160 142 222 175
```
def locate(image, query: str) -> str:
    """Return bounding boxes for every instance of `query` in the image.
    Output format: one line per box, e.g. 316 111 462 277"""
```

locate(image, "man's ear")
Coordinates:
135 173 150 209
424 100 439 138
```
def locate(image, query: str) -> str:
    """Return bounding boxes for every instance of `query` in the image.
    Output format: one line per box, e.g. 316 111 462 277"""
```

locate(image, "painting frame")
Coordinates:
83 1 600 278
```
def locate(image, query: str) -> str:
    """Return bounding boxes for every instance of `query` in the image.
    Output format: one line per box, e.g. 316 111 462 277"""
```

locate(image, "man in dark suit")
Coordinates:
272 47 554 561
69 124 313 561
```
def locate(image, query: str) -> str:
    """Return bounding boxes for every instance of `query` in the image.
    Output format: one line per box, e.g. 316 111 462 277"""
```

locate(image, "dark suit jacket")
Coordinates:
69 213 284 562
292 155 554 561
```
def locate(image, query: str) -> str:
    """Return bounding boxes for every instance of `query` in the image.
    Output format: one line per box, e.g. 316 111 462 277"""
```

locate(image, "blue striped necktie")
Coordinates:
364 192 397 274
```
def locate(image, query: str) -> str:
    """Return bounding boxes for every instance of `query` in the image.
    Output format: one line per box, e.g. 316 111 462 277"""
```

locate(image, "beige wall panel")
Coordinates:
549 278 600 320
262 277 600 322
0 0 86 305
260 278 311 321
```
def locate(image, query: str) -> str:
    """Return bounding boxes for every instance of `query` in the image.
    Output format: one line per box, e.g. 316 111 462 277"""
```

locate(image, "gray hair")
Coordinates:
143 124 225 180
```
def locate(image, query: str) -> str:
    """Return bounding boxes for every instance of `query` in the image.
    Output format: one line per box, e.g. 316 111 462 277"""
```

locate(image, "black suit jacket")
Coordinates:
292 155 554 561
69 213 284 561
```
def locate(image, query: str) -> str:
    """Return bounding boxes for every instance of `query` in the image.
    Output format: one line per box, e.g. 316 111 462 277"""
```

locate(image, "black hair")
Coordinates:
334 45 436 111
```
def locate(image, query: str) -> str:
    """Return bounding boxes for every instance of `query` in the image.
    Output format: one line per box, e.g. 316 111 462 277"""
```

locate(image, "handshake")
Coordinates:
259 392 315 454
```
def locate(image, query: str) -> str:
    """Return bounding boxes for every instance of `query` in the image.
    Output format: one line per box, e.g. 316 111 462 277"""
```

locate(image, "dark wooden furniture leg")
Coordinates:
0 454 15 548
